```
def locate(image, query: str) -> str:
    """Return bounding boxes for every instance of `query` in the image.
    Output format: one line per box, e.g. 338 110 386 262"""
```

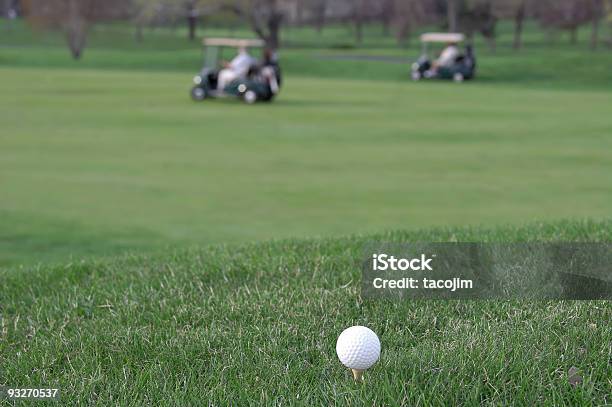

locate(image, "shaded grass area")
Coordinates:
0 211 173 268
1 220 610 404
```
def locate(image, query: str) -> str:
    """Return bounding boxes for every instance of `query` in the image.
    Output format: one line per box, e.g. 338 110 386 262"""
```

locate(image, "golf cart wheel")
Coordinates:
191 87 206 101
243 90 257 104
453 73 465 83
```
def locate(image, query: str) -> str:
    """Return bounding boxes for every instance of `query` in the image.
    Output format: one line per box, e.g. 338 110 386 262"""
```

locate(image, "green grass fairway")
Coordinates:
2 65 611 267
1 220 610 404
1 20 611 405
1 21 612 267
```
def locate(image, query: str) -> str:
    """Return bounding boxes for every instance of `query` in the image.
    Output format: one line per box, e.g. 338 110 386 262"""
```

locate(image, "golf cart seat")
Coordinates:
246 62 265 78
462 45 476 69
203 70 219 89
247 62 281 83
452 49 476 79
454 54 473 68
248 50 281 82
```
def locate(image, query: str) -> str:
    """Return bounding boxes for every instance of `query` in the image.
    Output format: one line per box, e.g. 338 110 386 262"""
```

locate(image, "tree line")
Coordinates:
9 0 612 59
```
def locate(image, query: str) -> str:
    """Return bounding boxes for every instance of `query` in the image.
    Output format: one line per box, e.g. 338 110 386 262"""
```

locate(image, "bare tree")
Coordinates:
490 0 531 49
22 0 130 59
447 0 458 32
512 0 527 49
132 0 219 41
310 0 327 33
606 0 612 47
225 0 285 49
379 0 394 35
186 0 198 40
392 0 439 45
589 0 604 48
454 0 498 51
535 0 595 45
353 0 365 44
285 0 329 34
348 0 389 44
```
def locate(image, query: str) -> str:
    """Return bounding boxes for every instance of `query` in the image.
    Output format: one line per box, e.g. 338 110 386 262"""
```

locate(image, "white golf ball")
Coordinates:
336 326 381 370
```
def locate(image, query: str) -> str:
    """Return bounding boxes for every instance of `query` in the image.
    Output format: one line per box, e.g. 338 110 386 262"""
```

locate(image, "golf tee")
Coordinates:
351 369 364 382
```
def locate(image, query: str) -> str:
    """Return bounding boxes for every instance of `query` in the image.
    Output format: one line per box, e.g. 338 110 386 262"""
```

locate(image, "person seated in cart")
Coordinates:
217 46 257 90
426 41 460 77
434 42 460 70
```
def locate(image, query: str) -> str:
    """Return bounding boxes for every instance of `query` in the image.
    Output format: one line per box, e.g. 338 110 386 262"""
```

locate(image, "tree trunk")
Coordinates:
447 0 458 32
381 0 392 36
266 13 282 50
314 1 326 34
295 0 303 26
188 16 196 40
546 30 556 45
465 30 475 43
382 19 390 36
316 20 324 35
513 3 525 50
66 0 87 59
315 9 325 34
487 36 496 53
570 26 578 44
590 0 602 49
355 18 363 44
135 23 144 43
396 19 410 47
187 3 197 41
66 20 87 59
353 0 364 44
591 16 600 49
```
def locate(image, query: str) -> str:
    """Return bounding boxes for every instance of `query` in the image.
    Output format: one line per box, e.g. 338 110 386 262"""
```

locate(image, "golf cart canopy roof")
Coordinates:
203 38 265 48
420 33 465 43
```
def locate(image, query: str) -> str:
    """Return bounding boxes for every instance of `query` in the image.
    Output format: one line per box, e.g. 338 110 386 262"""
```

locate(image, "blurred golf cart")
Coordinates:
191 38 281 104
411 33 476 82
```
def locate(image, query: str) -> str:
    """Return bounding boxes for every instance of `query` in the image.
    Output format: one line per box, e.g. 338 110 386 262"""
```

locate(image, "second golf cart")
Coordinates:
191 38 281 104
411 33 476 82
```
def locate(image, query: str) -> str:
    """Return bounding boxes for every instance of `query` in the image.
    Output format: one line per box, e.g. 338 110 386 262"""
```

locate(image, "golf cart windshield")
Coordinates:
202 38 265 69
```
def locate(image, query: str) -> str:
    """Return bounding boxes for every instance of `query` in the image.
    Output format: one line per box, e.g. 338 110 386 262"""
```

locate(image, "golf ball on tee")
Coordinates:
336 326 381 370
